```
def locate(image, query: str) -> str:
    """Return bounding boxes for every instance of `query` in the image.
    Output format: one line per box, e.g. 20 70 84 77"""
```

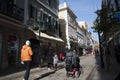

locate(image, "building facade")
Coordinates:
26 0 64 65
59 2 78 51
77 21 88 48
0 0 37 70
101 0 120 53
0 0 64 71
77 21 94 54
99 0 120 70
77 22 86 55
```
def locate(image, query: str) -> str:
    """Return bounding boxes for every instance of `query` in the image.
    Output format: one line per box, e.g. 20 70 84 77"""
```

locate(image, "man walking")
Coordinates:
21 40 33 80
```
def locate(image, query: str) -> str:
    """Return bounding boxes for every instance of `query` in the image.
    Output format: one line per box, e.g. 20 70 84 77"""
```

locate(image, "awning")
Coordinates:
34 32 64 42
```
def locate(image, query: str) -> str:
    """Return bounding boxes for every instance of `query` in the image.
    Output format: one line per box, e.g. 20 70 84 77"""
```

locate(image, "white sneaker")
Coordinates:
23 79 25 80
48 68 51 71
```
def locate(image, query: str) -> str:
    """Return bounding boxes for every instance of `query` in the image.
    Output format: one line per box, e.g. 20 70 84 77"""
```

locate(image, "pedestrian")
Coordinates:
65 48 73 72
64 46 69 55
72 50 80 69
85 49 88 55
53 52 59 70
82 49 86 56
59 52 64 61
21 40 33 80
92 49 95 55
47 46 53 71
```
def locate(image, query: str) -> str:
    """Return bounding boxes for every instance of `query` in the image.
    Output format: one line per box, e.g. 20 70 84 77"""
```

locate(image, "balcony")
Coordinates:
0 4 24 22
36 0 58 15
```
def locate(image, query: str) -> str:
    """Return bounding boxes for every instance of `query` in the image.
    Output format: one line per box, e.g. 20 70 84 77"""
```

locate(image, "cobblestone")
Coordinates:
0 54 96 80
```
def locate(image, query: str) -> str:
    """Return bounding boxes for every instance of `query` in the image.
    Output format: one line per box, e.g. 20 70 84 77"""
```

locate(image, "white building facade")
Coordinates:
59 2 78 50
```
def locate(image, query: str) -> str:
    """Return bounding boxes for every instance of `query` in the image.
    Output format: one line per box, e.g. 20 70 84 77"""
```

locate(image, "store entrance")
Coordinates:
7 35 19 66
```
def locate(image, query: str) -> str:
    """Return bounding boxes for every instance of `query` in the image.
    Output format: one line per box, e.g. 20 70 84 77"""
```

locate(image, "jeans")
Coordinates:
23 61 31 80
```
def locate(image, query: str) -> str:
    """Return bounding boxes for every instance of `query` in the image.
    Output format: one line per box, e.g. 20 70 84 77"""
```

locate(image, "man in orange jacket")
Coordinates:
21 40 33 80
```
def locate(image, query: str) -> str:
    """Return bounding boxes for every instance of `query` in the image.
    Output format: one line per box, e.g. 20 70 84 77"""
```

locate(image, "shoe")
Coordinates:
48 68 51 71
23 79 25 80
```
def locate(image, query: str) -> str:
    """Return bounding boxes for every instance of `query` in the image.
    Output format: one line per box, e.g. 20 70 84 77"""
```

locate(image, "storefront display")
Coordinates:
7 35 19 66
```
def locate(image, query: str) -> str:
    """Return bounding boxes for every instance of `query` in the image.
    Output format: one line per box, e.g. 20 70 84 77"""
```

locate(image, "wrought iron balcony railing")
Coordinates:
0 4 24 22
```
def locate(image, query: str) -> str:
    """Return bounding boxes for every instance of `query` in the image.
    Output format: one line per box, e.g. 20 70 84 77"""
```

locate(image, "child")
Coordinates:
53 53 58 70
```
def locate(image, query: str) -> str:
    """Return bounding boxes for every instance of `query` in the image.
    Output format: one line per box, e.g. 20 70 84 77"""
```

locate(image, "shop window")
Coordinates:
7 35 19 66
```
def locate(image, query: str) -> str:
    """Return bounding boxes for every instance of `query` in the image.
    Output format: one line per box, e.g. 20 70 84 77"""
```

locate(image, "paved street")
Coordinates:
0 54 96 80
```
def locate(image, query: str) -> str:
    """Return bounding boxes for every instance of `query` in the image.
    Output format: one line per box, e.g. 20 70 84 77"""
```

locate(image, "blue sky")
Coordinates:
59 0 102 41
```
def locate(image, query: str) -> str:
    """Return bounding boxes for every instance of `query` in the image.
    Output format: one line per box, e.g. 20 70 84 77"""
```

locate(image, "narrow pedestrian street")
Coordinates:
0 54 96 80
0 0 120 80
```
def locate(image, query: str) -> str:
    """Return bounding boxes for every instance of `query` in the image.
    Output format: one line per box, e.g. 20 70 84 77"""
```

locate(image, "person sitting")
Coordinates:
72 50 80 69
65 49 73 72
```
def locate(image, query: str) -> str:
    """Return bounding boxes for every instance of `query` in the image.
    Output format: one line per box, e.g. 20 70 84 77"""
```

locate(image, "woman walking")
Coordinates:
53 53 59 70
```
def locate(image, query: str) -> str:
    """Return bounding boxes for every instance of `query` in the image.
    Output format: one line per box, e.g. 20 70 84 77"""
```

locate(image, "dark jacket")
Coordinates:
65 51 73 65
47 48 53 63
72 52 80 68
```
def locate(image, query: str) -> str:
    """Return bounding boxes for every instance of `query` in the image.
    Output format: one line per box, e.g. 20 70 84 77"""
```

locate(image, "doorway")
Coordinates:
7 35 19 66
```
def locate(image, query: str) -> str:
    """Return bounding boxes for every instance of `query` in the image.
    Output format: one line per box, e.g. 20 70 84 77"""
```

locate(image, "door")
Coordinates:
7 35 19 66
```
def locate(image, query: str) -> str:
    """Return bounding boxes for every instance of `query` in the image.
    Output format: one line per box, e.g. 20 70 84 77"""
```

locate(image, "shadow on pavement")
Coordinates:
0 66 25 76
87 53 120 80
34 63 65 80
34 71 55 80
0 65 39 76
57 64 65 70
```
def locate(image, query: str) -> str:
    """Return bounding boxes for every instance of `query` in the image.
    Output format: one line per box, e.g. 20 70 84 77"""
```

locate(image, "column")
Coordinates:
24 0 28 25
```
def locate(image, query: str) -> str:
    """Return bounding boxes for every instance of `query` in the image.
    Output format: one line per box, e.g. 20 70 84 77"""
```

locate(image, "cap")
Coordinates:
26 40 31 45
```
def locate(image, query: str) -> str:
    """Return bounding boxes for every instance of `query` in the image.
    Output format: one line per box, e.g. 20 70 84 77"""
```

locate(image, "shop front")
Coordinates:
0 27 37 72
34 32 65 65
0 28 21 70
7 35 19 66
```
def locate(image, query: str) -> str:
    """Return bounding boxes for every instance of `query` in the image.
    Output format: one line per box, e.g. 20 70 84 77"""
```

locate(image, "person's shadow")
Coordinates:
34 71 55 80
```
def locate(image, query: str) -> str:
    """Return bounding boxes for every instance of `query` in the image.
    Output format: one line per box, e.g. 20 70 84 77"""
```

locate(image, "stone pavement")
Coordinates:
86 55 120 80
0 54 97 80
0 62 65 80
79 54 96 80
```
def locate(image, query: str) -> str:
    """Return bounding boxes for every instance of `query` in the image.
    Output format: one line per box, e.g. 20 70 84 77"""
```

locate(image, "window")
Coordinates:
48 0 51 6
7 35 19 66
29 5 37 20
117 0 120 9
39 11 43 22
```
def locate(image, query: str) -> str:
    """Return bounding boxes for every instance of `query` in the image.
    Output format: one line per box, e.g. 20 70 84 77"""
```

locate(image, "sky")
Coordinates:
59 0 102 41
